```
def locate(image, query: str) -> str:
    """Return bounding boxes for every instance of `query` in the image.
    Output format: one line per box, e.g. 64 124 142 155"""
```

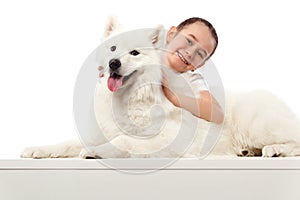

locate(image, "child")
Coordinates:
161 17 224 124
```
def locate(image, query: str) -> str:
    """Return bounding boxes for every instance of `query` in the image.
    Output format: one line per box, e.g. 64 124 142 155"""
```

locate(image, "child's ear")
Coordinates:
166 26 177 44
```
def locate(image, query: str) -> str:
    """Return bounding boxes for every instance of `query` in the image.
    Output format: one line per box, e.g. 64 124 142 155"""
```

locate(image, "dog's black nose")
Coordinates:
109 59 121 71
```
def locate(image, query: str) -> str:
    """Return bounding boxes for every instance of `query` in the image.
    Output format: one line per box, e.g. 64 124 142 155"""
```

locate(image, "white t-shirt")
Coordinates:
162 66 208 99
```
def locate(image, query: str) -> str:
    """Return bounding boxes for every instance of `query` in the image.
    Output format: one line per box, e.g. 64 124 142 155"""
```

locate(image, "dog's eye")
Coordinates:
129 50 140 56
110 46 116 52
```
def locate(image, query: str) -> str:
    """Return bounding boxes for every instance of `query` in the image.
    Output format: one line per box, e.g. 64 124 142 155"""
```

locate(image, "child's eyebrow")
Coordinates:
188 34 199 43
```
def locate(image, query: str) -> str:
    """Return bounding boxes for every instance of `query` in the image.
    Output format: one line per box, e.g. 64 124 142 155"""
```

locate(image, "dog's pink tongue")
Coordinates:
107 77 123 92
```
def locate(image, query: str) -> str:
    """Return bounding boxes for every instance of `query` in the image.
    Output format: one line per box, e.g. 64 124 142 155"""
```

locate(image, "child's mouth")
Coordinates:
176 51 189 65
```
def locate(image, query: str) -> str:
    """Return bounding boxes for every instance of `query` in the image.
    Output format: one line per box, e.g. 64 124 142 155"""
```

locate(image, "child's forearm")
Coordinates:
197 91 224 124
162 87 224 124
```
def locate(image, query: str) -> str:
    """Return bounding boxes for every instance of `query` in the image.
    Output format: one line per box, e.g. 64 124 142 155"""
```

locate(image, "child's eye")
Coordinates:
197 51 204 59
186 38 193 45
129 50 140 56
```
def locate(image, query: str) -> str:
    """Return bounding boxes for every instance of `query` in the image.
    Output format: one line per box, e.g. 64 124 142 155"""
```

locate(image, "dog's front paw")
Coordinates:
21 147 53 158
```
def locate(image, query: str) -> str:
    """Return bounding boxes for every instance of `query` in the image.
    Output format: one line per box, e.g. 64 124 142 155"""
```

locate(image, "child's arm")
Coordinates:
162 86 224 124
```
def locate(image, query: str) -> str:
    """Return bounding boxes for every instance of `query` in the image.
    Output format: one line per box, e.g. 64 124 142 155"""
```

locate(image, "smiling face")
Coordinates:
96 27 163 92
165 22 216 73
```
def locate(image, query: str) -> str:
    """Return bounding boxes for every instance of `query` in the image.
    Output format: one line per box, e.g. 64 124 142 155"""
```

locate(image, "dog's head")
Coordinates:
96 17 164 92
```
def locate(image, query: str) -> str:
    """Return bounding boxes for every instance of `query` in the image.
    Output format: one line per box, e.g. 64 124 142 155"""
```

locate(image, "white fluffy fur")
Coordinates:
21 18 300 159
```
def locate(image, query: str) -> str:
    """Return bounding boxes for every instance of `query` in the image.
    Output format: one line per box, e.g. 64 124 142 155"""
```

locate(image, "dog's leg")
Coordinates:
80 135 133 159
262 143 300 157
80 143 130 159
21 140 82 158
238 148 262 157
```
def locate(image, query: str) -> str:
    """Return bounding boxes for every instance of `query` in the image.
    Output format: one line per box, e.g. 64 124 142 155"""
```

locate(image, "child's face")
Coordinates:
165 22 216 73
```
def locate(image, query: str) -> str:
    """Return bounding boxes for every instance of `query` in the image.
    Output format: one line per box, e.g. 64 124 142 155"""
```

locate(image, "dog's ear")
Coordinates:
150 25 164 47
103 16 122 38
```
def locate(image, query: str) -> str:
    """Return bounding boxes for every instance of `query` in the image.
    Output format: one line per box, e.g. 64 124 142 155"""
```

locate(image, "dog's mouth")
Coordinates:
107 70 137 92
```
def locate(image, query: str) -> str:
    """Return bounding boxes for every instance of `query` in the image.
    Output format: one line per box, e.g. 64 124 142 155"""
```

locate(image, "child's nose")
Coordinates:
185 45 197 58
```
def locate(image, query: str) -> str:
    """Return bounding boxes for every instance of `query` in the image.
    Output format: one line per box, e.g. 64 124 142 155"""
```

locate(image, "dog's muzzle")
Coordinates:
109 59 121 71
107 70 137 93
107 58 138 92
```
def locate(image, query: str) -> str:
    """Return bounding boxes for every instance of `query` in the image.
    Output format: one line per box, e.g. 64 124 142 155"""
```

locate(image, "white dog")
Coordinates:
21 17 300 159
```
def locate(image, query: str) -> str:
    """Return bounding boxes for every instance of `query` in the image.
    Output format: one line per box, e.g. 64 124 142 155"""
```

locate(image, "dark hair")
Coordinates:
176 17 218 59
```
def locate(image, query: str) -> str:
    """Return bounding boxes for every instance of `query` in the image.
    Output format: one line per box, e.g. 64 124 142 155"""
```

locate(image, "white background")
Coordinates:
0 0 299 158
